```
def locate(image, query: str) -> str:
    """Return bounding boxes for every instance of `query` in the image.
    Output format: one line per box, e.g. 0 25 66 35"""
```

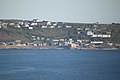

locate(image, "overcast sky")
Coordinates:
0 0 120 23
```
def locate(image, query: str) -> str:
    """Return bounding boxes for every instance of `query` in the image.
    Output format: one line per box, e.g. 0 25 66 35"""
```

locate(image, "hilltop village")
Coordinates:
0 19 120 50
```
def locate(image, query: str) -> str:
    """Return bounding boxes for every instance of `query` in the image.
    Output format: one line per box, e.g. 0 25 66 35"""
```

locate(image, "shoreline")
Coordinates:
0 45 119 50
0 47 119 50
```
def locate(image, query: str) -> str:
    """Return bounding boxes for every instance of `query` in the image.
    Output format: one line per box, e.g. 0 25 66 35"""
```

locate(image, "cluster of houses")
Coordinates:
0 19 73 30
0 19 119 49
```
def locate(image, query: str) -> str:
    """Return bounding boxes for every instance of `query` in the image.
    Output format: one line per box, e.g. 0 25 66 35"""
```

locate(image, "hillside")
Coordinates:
0 26 71 42
0 19 120 46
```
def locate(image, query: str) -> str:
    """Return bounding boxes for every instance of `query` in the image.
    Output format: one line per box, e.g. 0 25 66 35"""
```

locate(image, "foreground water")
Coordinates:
0 49 120 80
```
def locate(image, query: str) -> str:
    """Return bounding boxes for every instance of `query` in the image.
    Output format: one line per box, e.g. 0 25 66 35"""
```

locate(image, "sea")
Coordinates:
0 49 120 80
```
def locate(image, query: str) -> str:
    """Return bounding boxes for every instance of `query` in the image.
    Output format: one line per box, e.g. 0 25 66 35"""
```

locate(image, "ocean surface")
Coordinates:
0 49 120 80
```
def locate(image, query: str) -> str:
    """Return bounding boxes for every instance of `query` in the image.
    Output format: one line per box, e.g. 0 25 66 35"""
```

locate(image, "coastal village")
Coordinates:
0 19 120 50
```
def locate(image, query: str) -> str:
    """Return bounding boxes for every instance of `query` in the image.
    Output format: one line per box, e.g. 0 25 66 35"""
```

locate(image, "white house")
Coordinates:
43 43 47 46
15 40 21 43
64 41 69 46
91 41 103 44
19 22 24 25
25 24 29 27
49 26 55 28
41 37 45 40
53 23 57 26
33 44 37 46
78 31 80 34
47 21 51 25
16 24 21 28
52 39 59 42
77 40 82 43
59 39 64 42
87 31 94 36
91 35 111 38
29 27 33 30
97 35 103 37
102 35 111 38
66 26 72 28
58 26 62 28
42 26 47 28
107 43 113 46
0 24 2 28
37 37 40 40
33 19 40 22
76 28 81 30
46 38 50 41
31 23 37 26
9 23 15 26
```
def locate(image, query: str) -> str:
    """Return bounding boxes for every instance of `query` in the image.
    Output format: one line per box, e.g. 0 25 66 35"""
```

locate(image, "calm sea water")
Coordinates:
0 49 120 80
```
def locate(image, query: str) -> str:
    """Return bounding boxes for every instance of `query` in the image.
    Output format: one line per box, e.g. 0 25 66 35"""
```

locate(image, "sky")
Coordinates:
0 0 120 23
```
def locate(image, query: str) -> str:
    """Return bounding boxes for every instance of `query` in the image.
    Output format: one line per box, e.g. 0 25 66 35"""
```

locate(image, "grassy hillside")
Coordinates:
0 22 120 44
0 27 71 42
109 24 120 43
